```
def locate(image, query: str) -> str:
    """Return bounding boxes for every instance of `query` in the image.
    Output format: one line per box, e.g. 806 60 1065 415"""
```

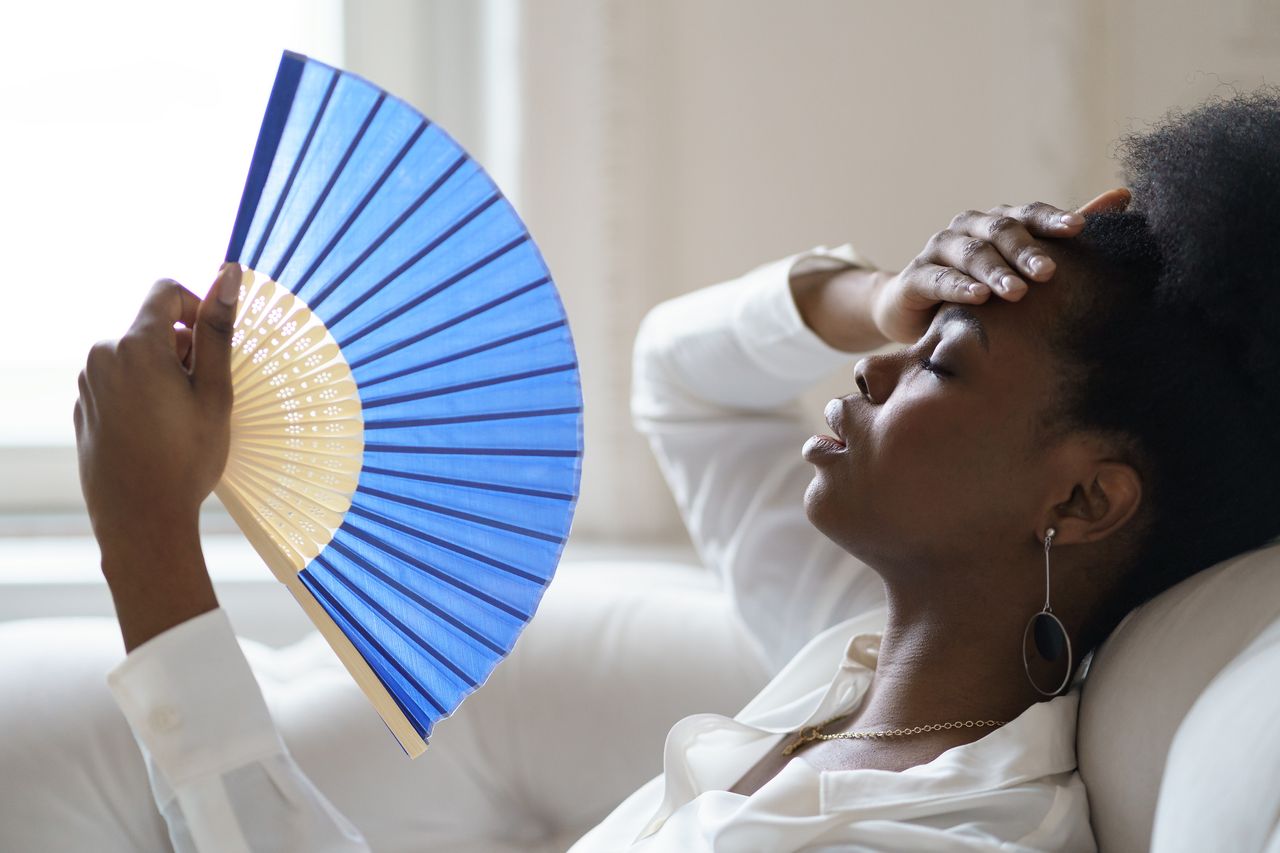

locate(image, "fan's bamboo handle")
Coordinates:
283 573 429 758
212 480 428 757
213 270 428 758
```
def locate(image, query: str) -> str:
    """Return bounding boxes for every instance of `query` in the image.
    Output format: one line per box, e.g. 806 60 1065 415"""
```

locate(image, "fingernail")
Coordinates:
1028 255 1054 278
1058 212 1084 227
1001 274 1026 294
216 263 241 306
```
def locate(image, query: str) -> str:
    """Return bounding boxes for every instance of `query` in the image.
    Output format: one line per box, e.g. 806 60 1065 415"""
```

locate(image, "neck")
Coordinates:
851 581 1054 730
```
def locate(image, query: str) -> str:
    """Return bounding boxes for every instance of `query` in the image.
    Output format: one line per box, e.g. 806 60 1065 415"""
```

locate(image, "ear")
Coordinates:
1047 460 1143 547
1076 187 1132 216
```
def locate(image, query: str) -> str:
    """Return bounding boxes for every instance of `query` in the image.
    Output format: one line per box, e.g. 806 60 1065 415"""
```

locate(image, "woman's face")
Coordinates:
802 273 1074 584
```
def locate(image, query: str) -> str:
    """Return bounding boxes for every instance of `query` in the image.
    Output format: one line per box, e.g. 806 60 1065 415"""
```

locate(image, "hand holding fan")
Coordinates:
214 51 583 757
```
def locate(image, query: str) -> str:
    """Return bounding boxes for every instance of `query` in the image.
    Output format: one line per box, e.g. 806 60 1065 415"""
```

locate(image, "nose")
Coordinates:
852 353 899 404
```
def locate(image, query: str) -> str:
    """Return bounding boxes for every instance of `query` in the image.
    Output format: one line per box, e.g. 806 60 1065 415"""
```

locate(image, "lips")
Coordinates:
823 398 846 446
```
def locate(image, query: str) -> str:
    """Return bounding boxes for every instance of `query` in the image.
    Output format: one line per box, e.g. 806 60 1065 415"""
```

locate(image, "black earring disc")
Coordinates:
1032 612 1067 661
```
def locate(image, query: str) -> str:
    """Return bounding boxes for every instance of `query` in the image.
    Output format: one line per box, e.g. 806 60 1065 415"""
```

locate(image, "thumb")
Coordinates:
191 262 241 406
1076 186 1131 215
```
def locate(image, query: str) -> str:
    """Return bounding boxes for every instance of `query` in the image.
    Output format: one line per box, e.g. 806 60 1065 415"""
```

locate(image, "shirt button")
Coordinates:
148 705 183 734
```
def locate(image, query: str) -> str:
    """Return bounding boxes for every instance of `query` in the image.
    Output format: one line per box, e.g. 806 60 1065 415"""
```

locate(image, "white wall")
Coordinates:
3 0 1275 624
342 1 1280 544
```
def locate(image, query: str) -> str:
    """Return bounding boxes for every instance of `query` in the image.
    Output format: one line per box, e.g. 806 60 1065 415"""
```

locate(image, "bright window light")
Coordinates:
0 0 343 445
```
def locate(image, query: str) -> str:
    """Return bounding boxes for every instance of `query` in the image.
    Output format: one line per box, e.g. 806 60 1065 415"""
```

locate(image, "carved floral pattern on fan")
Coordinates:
213 267 364 583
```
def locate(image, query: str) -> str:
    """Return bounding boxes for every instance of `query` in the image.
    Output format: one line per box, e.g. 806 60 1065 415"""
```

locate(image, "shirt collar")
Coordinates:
758 631 878 730
815 690 1081 818
733 611 888 733
633 626 881 838
634 609 1081 838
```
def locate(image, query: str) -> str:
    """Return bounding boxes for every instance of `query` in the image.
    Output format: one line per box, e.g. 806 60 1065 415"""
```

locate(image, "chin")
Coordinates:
803 469 888 569
803 472 850 544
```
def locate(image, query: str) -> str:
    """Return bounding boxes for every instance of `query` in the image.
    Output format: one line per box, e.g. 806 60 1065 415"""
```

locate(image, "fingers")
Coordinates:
174 326 194 370
75 339 114 435
947 209 1060 282
900 199 1090 313
190 263 242 408
946 200 1089 290
129 279 202 344
74 368 92 435
1076 187 1131 215
985 201 1084 236
928 231 1028 297
910 261 991 302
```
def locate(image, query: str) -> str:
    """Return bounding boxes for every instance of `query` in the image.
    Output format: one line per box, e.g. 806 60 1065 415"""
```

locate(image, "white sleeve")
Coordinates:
106 608 370 853
630 243 891 673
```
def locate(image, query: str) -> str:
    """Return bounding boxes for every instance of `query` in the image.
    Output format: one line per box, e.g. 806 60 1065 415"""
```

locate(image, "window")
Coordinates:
0 0 343 511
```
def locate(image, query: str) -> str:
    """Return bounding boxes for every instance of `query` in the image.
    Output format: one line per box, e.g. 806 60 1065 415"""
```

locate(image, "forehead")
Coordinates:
928 269 1082 403
945 267 1077 352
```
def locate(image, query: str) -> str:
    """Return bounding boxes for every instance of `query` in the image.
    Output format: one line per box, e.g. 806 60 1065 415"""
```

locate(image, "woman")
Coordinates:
62 88 1280 850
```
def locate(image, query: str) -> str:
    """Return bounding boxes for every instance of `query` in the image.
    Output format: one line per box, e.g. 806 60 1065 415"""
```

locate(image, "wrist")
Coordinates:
857 269 895 347
98 522 220 653
108 576 219 653
97 515 203 572
790 265 893 353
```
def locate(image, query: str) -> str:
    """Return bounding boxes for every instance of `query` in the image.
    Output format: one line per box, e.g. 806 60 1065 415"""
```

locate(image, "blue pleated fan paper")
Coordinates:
213 50 583 757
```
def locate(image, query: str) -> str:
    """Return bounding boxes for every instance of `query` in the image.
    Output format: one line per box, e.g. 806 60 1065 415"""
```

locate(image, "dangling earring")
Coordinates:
1022 526 1074 697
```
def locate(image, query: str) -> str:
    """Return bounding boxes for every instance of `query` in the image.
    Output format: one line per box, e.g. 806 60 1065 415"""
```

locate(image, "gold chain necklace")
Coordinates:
781 712 1007 756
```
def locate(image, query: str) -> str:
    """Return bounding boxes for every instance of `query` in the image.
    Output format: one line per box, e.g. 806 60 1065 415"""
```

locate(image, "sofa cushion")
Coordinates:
1150 618 1280 852
1077 540 1280 853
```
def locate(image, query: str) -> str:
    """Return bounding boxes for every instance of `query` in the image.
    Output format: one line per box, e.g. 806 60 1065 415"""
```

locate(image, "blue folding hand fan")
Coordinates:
214 51 583 757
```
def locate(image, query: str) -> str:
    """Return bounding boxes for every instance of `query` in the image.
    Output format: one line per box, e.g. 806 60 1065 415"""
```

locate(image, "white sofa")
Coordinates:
1 545 1278 851
0 558 771 852
1078 539 1280 852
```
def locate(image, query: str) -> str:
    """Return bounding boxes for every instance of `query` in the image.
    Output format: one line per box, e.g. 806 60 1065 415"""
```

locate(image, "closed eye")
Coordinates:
917 355 952 378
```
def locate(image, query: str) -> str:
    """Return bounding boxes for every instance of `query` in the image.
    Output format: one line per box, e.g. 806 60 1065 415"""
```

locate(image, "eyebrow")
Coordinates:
935 304 990 353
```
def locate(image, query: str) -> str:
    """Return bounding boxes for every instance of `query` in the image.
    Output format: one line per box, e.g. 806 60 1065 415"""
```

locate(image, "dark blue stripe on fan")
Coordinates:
339 237 532 350
324 540 505 657
364 444 580 459
226 52 306 262
361 464 574 502
333 527 531 626
248 69 341 270
347 503 545 584
356 484 563 545
223 54 583 756
358 320 567 389
289 121 428 296
327 193 503 332
362 362 578 409
349 272 545 370
318 554 481 689
364 406 581 430
306 154 468 312
300 566 440 730
270 94 387 281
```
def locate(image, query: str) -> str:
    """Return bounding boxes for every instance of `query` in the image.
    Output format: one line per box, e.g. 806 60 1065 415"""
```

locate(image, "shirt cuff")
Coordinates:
107 607 286 788
731 242 882 383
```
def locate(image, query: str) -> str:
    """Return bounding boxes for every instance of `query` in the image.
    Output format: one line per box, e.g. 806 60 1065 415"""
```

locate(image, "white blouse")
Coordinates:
106 242 1097 851
568 607 1092 852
